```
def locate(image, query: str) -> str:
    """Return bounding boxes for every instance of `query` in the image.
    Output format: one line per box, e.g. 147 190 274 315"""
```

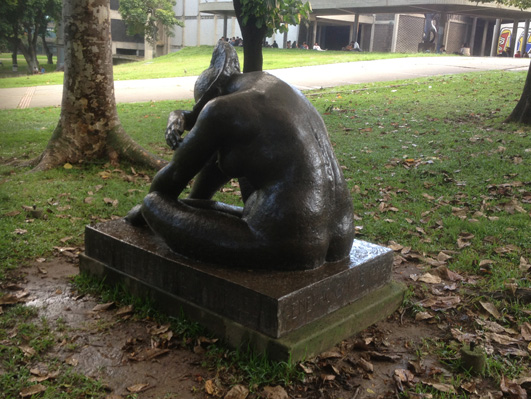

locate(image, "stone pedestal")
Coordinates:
79 219 404 361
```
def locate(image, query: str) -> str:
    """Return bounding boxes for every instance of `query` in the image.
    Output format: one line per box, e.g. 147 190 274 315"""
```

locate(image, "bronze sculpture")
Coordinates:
126 42 354 270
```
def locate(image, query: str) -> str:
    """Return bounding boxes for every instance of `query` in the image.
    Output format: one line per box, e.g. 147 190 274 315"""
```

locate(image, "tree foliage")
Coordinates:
233 0 312 72
478 0 531 7
238 0 311 37
0 0 61 71
118 0 182 46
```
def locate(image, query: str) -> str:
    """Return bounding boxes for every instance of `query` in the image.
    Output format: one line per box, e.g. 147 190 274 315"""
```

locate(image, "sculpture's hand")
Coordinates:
124 204 147 226
165 110 189 150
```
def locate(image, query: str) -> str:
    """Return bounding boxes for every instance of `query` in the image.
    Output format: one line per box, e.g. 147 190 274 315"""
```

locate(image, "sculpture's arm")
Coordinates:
153 102 225 198
165 110 195 150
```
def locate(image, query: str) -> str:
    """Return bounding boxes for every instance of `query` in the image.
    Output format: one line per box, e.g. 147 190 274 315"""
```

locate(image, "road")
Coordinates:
1 56 529 110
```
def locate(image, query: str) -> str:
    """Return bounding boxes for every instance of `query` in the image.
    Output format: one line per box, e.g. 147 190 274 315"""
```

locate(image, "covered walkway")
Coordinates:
199 0 531 56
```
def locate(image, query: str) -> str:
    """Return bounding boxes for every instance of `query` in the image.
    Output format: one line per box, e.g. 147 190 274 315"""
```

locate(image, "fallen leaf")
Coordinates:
224 384 249 399
127 383 149 393
418 295 460 311
320 350 342 359
14 228 28 235
299 363 313 374
0 294 23 305
480 301 501 320
20 384 47 397
435 266 464 281
485 332 521 346
65 356 78 366
521 322 531 341
262 385 289 399
92 302 114 312
19 345 36 357
116 304 134 316
500 375 527 399
415 311 434 321
423 381 456 394
418 273 442 284
358 357 374 373
393 369 415 392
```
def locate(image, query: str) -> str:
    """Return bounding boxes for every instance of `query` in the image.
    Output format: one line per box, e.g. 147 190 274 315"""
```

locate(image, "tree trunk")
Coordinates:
233 0 267 73
505 61 531 124
41 33 54 64
33 0 165 172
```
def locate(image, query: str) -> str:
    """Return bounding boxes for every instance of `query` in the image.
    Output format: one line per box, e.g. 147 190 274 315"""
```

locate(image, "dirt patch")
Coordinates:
20 258 207 399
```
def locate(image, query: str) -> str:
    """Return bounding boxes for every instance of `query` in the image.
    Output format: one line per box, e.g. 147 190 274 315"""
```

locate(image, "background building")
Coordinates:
107 0 531 60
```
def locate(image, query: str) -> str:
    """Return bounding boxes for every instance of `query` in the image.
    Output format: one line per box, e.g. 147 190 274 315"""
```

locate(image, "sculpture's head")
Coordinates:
194 41 241 105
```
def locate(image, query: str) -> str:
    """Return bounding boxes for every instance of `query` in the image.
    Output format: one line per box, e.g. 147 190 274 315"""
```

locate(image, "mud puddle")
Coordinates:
20 258 207 399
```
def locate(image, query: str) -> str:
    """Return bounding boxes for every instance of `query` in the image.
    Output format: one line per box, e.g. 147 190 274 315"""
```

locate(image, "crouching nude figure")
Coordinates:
126 42 354 270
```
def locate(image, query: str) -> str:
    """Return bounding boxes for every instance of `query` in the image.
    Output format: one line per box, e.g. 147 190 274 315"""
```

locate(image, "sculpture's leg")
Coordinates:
140 192 323 269
189 155 231 199
141 192 256 264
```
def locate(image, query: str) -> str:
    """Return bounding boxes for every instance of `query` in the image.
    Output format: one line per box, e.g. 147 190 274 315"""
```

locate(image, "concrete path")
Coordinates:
1 56 529 110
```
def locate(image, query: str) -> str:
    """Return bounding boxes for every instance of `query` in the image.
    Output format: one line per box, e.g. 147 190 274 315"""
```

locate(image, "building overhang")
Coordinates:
199 0 531 21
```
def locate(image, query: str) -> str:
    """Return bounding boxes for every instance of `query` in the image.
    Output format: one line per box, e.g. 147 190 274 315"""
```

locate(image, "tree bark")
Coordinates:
33 0 165 172
505 61 531 124
41 33 54 64
233 0 267 73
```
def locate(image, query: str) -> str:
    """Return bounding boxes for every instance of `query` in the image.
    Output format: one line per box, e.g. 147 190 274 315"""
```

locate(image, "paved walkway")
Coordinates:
1 56 529 110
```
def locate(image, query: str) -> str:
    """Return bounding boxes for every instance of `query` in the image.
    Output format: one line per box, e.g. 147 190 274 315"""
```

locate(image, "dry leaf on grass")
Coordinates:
422 381 456 394
480 301 501 320
500 375 527 399
418 273 442 284
224 384 249 399
262 385 289 399
20 384 46 398
521 322 531 341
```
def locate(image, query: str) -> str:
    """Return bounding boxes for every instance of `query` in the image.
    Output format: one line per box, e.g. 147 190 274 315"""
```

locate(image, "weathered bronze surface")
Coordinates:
125 42 354 271
84 220 393 338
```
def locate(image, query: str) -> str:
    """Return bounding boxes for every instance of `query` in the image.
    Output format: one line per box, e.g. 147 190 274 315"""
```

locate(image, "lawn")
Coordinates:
0 70 529 398
0 46 445 88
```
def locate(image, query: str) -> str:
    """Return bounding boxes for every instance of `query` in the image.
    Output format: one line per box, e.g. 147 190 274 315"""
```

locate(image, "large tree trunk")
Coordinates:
233 0 267 73
33 0 165 172
505 61 531 124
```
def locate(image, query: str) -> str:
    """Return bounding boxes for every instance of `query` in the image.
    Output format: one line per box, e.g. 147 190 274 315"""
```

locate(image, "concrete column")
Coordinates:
511 20 519 56
349 24 354 43
391 14 400 52
197 13 201 46
223 15 228 39
353 13 360 43
491 18 501 56
521 19 530 56
312 19 318 45
370 14 376 52
480 20 489 56
470 17 477 55
437 13 447 52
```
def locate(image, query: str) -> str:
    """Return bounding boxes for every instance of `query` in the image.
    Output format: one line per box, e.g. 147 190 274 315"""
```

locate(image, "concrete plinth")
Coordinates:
79 219 405 361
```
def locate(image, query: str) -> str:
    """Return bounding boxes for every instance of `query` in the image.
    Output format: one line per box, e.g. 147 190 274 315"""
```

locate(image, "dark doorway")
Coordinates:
323 26 350 50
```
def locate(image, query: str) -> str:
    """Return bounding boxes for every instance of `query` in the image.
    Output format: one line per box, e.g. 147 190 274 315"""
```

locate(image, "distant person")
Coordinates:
302 42 309 49
292 41 298 49
286 40 291 49
272 40 279 48
313 42 325 51
459 43 470 56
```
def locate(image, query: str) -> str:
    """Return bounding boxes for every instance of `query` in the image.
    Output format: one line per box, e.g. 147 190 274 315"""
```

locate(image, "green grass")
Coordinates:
0 46 446 88
0 69 530 396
